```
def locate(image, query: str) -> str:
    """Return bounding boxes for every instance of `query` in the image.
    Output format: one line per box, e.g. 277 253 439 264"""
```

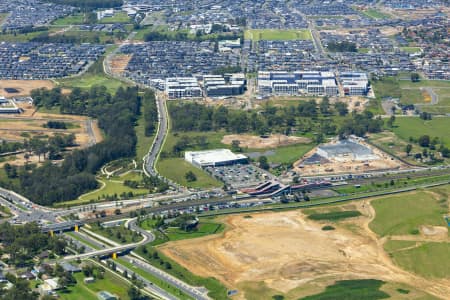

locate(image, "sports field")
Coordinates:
244 29 312 41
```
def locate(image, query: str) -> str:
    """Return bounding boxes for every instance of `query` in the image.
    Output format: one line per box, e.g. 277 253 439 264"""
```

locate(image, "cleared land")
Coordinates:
0 80 55 97
159 192 450 299
221 134 311 149
109 54 132 76
244 29 312 41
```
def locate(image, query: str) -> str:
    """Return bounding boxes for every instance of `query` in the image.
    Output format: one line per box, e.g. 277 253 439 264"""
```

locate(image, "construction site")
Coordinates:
294 137 406 176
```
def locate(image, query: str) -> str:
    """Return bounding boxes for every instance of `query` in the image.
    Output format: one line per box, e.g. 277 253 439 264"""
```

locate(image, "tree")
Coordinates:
320 96 330 115
334 102 349 116
231 140 242 152
387 115 395 128
418 135 430 147
185 171 197 182
411 73 420 82
258 156 270 170
405 144 412 156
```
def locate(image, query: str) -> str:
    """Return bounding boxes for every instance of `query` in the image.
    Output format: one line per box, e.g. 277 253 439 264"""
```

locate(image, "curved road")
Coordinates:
144 93 168 177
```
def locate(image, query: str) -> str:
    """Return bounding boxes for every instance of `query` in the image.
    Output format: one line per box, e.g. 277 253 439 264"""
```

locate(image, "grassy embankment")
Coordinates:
370 185 450 278
244 29 312 41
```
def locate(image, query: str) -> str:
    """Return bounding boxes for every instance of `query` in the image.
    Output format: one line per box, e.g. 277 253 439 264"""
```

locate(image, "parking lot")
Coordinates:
205 164 274 189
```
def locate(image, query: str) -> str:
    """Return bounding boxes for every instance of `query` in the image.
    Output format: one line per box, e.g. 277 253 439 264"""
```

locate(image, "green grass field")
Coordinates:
369 188 448 237
244 29 312 41
266 143 315 165
361 9 391 19
117 258 194 299
52 14 86 25
99 12 131 24
393 117 450 148
157 158 222 189
307 210 362 221
136 245 228 300
388 242 450 279
89 223 142 244
400 47 422 54
135 108 155 162
58 267 131 300
57 73 128 95
301 279 389 300
165 221 225 241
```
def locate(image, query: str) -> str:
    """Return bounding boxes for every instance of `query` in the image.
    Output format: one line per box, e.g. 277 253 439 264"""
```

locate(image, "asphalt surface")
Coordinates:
65 219 210 300
144 93 168 177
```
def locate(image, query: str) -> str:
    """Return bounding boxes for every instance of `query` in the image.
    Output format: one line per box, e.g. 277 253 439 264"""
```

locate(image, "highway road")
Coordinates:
65 219 211 300
144 92 168 177
65 231 175 300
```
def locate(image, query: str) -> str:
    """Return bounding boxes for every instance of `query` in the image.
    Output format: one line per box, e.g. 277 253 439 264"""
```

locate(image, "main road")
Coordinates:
144 92 169 177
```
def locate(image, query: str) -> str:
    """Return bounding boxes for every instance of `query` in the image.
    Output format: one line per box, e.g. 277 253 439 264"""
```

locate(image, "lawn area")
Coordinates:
369 189 448 237
136 245 228 300
89 223 142 244
157 158 222 189
58 266 131 300
135 107 155 162
383 240 417 253
78 178 149 201
244 29 312 41
400 47 422 54
361 9 391 19
393 117 450 148
117 258 193 299
57 73 128 95
387 242 450 278
55 177 149 207
307 210 362 222
99 12 131 24
301 279 389 300
52 13 86 25
165 221 225 241
265 143 315 165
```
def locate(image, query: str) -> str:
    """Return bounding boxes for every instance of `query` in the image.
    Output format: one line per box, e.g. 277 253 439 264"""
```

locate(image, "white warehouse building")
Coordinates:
185 149 248 168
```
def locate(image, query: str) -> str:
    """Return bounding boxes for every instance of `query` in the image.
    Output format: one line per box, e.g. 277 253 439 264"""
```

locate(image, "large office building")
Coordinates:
339 72 370 96
185 149 248 168
257 71 339 96
203 74 246 97
165 77 203 99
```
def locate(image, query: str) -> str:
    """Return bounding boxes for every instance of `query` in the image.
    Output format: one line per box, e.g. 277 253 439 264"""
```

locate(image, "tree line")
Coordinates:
1 86 144 205
42 0 123 9
0 222 67 266
169 100 383 142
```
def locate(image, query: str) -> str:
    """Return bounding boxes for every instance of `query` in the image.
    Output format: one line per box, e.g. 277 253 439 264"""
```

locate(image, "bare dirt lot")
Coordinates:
0 80 55 97
221 134 311 149
110 54 132 75
160 204 450 300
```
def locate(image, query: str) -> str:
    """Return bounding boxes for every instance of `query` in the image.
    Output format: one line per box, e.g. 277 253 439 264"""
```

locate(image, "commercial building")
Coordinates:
317 139 378 162
257 71 338 96
339 72 370 96
203 74 246 97
185 149 248 168
0 97 21 114
165 77 202 99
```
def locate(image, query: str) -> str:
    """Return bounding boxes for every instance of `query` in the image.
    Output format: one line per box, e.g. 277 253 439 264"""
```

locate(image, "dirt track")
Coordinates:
160 203 450 299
